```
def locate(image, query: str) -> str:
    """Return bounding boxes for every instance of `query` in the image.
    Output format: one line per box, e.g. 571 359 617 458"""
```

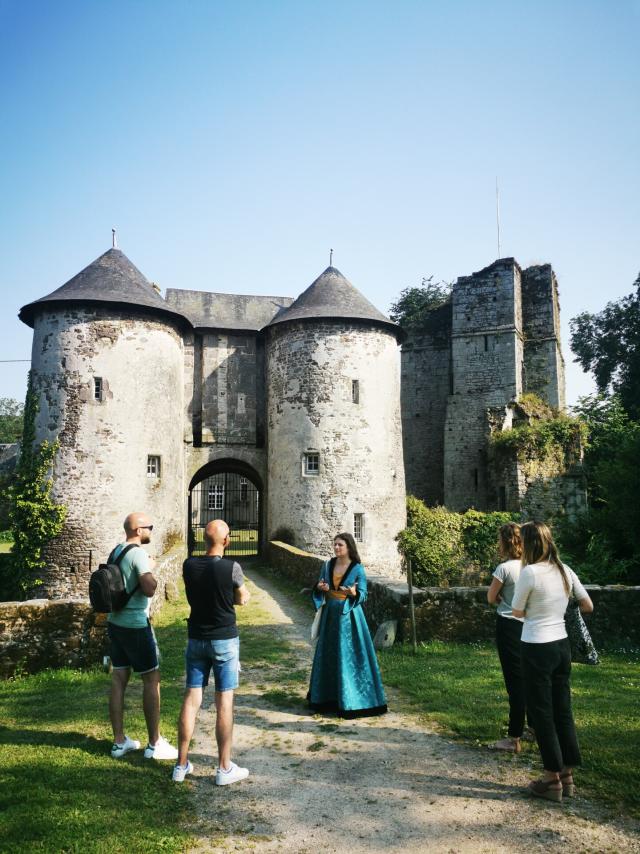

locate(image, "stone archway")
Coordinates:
187 459 263 557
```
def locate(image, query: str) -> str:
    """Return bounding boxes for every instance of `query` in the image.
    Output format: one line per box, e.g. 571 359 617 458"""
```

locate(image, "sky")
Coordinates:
1 0 638 405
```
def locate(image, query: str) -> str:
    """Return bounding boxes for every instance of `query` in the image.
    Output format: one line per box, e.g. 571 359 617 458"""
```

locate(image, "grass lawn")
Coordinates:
378 639 640 818
0 542 12 554
0 593 196 853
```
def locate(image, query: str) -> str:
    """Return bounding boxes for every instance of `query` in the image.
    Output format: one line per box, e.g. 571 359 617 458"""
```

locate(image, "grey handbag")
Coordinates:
564 598 599 665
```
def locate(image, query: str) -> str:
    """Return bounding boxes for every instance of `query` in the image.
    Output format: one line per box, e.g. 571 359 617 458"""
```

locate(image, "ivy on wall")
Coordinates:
489 394 586 463
5 372 66 596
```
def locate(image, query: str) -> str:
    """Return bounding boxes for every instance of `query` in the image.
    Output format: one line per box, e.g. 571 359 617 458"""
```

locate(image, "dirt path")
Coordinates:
186 567 640 853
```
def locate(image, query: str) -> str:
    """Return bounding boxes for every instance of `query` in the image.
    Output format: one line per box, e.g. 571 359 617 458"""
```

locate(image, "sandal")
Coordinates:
488 737 521 753
527 778 562 803
560 771 575 797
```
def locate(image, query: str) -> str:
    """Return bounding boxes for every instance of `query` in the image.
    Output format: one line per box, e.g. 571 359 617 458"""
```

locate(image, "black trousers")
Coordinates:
521 637 582 772
495 616 527 737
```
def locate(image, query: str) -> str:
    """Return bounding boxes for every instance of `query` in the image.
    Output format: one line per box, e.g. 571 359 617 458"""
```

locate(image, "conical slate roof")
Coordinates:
266 266 403 339
19 248 191 330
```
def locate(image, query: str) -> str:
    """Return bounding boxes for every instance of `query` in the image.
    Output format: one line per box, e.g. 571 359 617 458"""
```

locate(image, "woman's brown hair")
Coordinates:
520 520 570 595
498 522 522 560
334 532 361 565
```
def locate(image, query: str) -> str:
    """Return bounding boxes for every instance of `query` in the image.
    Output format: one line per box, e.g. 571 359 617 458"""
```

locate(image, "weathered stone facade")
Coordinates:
28 307 185 597
266 320 406 575
403 257 579 515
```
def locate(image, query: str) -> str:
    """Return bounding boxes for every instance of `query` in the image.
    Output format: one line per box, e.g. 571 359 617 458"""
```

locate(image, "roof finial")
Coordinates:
329 248 333 267
112 228 118 250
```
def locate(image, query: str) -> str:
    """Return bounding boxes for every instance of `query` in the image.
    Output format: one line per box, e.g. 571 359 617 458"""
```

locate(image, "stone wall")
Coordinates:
267 541 640 647
444 259 523 512
266 320 406 577
0 545 185 679
522 265 565 410
201 332 258 445
29 307 185 598
401 303 451 505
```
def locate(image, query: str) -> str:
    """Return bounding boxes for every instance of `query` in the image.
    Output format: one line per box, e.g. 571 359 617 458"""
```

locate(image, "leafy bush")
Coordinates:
0 530 13 543
462 509 519 576
397 498 519 587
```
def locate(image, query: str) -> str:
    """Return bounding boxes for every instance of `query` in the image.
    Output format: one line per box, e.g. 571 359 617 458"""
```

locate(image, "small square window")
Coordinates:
94 377 103 401
354 513 364 542
351 379 360 404
303 452 319 476
147 455 161 478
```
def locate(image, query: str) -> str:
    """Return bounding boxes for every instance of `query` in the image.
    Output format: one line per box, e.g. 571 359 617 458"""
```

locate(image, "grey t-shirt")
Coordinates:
492 559 524 621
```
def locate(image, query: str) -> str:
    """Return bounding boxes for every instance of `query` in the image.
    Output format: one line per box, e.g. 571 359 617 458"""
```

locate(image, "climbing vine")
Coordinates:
6 372 66 595
490 394 586 462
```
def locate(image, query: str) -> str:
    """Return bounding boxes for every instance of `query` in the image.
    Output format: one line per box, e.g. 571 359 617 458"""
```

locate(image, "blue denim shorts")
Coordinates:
185 636 240 691
108 621 159 675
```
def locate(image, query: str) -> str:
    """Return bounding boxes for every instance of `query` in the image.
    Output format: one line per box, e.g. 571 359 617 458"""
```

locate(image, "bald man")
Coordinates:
107 511 178 762
172 519 250 784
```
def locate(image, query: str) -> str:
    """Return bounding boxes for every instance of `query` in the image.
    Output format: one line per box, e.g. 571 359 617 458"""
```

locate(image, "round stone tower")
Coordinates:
265 266 406 577
19 247 190 598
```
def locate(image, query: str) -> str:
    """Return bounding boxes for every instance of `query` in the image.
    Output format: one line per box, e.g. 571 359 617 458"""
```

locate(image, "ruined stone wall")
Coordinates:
0 544 185 678
522 265 566 410
201 332 258 444
266 542 640 646
28 307 185 598
444 260 523 511
401 303 451 505
266 321 406 577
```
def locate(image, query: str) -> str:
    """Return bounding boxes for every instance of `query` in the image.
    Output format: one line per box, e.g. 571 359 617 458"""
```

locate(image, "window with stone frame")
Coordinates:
353 513 365 542
147 455 161 478
208 483 224 510
94 377 103 401
351 379 360 404
303 452 320 476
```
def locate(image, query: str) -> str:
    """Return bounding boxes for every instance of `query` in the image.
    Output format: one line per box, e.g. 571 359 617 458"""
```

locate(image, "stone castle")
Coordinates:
18 248 580 598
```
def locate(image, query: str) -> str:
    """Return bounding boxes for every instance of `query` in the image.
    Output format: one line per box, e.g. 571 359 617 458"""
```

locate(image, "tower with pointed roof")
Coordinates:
20 248 189 597
264 266 407 574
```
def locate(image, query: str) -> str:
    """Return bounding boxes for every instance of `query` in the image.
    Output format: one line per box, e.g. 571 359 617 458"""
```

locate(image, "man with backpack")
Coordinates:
106 511 178 761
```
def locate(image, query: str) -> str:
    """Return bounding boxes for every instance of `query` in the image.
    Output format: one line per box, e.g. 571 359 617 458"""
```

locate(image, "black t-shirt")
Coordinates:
182 555 245 640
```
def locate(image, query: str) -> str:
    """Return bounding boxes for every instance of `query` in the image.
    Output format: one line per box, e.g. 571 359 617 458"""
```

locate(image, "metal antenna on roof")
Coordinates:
329 248 333 266
495 178 501 259
112 228 118 250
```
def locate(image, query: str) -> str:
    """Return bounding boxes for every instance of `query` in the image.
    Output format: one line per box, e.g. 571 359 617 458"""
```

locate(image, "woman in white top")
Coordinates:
487 522 530 753
512 521 593 803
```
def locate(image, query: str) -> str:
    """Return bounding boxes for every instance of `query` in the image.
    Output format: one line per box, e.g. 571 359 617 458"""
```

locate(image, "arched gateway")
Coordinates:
188 459 262 557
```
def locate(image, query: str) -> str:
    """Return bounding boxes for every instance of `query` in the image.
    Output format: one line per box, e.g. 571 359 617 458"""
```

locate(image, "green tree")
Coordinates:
4 374 66 596
0 398 24 443
389 276 451 333
570 273 640 420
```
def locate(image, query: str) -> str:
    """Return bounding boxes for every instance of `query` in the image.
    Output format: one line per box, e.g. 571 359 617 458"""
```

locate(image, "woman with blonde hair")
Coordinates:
487 522 530 753
512 521 593 802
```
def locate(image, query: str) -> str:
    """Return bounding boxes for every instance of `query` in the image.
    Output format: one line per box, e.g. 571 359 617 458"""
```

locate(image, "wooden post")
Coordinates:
407 557 418 654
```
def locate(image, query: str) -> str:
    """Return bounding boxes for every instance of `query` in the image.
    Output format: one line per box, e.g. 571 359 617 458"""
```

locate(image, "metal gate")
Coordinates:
188 472 260 557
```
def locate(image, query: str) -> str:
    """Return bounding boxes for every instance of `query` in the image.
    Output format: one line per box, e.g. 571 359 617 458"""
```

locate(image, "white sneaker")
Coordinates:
215 761 249 786
144 736 179 760
172 760 193 782
111 735 140 758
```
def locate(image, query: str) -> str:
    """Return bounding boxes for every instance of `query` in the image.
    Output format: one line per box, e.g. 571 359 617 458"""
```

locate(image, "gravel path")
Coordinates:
186 567 640 853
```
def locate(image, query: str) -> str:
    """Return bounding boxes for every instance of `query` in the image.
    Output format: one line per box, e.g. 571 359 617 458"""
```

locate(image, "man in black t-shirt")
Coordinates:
172 519 250 784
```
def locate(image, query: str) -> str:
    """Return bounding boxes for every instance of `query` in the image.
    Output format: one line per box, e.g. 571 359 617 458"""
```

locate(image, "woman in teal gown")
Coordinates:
307 532 387 718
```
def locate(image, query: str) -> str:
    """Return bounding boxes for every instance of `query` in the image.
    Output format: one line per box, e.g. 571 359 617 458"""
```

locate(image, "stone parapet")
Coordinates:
266 541 640 647
0 544 185 679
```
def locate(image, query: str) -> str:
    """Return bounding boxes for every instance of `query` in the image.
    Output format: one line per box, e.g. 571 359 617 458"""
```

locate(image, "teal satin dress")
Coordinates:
308 559 387 718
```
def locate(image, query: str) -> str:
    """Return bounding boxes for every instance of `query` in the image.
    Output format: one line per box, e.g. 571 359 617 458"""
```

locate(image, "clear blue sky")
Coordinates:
1 0 638 404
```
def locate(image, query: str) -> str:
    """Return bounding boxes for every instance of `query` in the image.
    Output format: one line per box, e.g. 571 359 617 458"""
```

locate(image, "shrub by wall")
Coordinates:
396 497 518 586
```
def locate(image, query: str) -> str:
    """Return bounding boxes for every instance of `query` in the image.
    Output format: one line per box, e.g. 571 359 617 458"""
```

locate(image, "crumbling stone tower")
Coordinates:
19 249 188 597
402 258 566 512
265 267 407 574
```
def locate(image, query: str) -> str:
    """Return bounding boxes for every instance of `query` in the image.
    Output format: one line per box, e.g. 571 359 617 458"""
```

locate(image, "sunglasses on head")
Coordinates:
138 525 153 531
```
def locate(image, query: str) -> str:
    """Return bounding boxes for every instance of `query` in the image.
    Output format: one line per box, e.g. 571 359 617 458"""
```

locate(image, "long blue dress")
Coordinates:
308 559 387 718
